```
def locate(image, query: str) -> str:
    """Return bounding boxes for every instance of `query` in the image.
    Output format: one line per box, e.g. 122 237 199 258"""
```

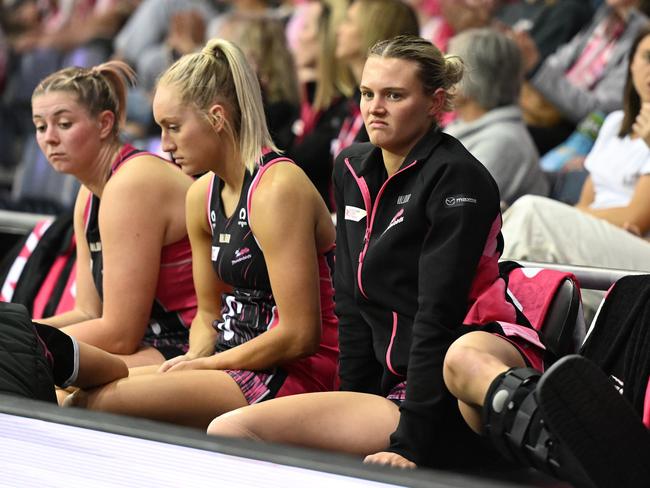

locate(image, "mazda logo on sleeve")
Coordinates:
445 195 477 207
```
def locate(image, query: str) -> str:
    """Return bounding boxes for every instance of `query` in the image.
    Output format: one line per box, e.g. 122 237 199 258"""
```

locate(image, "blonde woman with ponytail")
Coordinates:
31 61 196 368
66 39 339 429
207 35 551 472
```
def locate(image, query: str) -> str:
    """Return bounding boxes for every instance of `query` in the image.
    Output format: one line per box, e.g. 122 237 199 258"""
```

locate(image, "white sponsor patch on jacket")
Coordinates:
345 206 367 222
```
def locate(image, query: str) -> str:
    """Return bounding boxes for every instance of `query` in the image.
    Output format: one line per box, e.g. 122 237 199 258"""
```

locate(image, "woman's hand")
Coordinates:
161 355 216 373
158 354 193 373
623 221 642 237
363 451 417 469
562 156 587 172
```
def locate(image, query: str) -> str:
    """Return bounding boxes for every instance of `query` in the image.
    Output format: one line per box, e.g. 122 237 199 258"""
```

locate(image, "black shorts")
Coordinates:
33 322 79 388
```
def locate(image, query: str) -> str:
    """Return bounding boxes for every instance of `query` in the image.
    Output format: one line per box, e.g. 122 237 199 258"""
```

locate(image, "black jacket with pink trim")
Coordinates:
333 127 507 466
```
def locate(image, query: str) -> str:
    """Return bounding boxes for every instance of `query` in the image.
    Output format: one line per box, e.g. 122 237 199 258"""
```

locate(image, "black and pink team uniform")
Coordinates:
84 144 197 359
207 151 339 404
334 127 546 468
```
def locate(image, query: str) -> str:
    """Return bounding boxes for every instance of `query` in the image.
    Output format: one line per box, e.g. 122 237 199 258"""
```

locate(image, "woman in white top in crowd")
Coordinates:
502 25 650 272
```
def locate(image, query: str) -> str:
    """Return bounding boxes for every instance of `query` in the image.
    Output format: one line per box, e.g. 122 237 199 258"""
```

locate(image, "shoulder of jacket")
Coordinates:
334 142 375 173
340 142 374 160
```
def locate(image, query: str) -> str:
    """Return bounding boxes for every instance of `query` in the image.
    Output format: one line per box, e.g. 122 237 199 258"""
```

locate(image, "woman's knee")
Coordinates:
207 409 262 440
503 194 550 230
443 332 516 395
443 335 486 396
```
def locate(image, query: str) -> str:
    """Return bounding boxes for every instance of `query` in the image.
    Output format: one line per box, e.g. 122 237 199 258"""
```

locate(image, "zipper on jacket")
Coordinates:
386 311 404 377
344 158 420 299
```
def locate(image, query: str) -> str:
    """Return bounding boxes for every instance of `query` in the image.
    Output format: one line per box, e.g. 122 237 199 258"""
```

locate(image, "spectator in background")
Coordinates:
518 0 648 154
502 25 650 273
0 10 11 168
498 0 594 67
286 0 355 209
113 0 224 138
445 27 548 206
404 0 446 44
405 0 498 52
112 0 222 77
207 0 288 40
11 0 138 60
0 2 16 92
331 0 420 156
218 12 300 150
2 0 136 169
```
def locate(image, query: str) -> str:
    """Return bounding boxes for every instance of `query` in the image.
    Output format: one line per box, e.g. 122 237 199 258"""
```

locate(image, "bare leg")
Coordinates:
443 331 526 433
208 392 400 457
56 387 76 405
72 370 248 429
128 365 160 376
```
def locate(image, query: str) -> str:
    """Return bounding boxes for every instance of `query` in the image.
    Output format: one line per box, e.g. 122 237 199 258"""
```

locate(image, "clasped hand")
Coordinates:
157 354 215 373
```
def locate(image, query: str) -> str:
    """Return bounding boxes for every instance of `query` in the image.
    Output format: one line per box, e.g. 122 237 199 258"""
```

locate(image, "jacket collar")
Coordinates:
353 126 443 177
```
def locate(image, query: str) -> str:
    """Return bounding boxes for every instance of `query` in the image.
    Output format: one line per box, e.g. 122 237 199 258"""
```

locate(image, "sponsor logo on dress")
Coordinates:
238 207 248 228
89 242 102 252
210 210 217 230
211 246 220 261
444 195 477 207
219 233 231 244
232 247 252 265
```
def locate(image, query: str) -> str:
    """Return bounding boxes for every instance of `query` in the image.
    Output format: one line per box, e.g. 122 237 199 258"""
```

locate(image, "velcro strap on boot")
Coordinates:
483 367 542 463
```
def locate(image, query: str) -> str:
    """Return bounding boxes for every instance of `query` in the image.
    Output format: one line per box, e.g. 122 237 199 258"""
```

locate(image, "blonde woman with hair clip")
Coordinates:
31 61 197 369
65 38 339 430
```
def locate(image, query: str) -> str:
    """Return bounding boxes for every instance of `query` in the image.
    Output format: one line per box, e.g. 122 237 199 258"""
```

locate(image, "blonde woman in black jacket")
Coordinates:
209 34 542 466
208 35 650 487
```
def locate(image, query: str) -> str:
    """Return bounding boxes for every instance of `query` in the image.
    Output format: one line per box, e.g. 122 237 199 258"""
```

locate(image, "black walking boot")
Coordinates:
483 355 650 487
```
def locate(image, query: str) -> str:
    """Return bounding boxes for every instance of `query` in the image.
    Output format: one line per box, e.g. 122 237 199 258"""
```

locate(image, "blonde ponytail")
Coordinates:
159 38 278 172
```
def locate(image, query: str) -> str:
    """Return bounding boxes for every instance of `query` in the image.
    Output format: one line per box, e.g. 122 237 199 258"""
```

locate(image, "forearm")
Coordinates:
74 342 128 388
41 309 98 329
531 61 626 123
208 326 316 371
186 314 218 358
337 314 381 393
61 318 141 355
578 205 646 231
